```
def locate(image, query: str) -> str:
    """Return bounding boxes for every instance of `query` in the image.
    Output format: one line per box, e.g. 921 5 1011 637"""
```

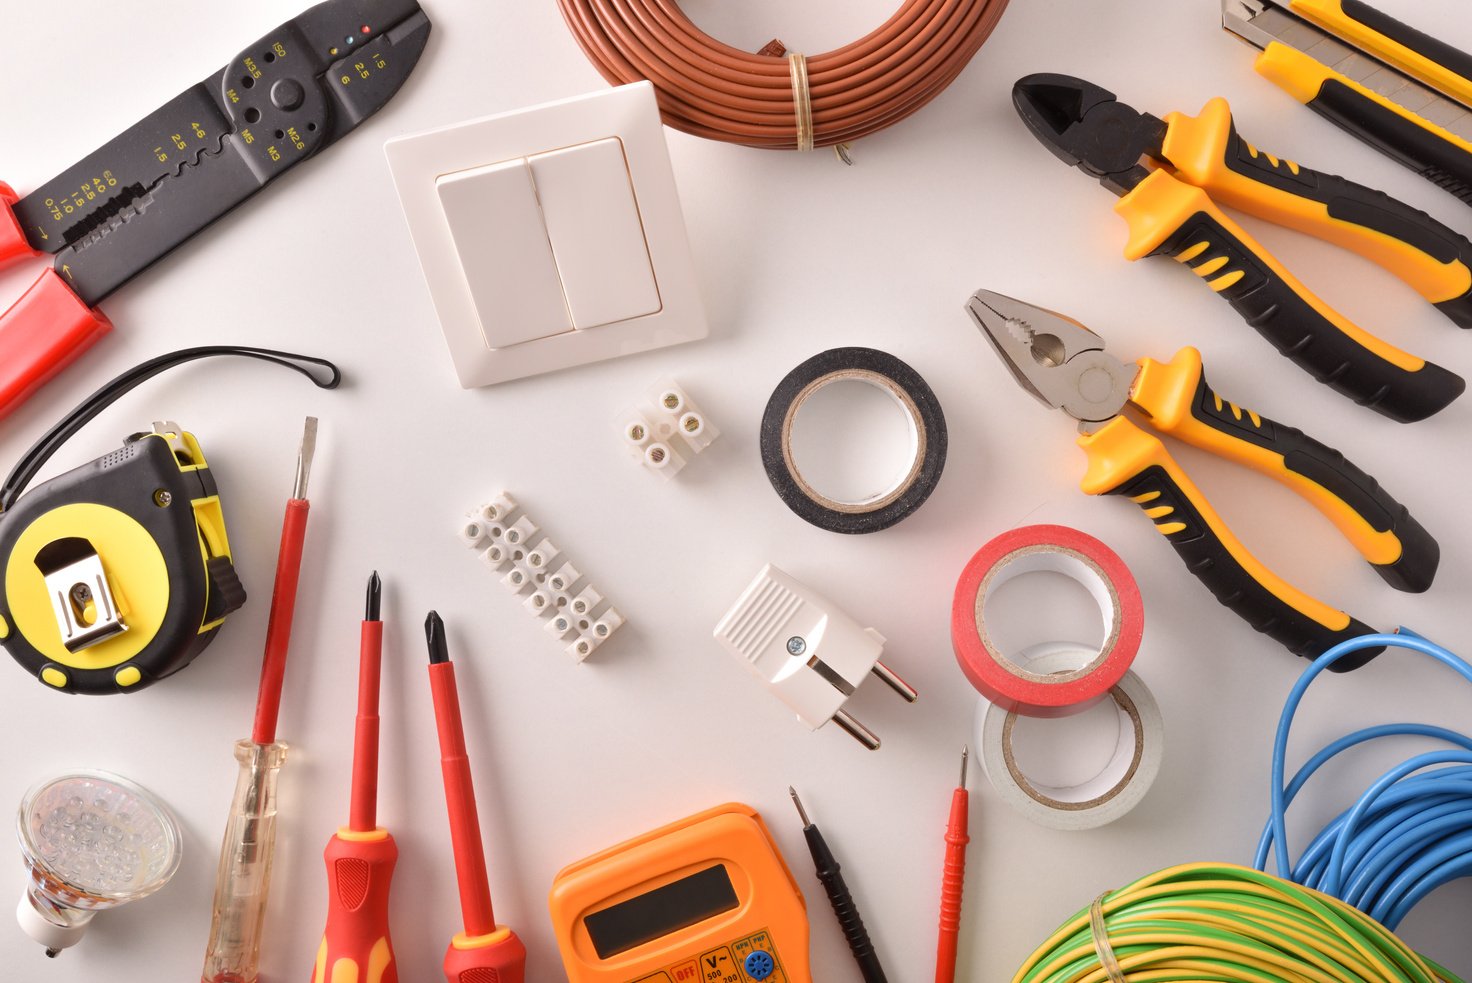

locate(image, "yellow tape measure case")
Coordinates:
0 425 245 694
549 803 811 983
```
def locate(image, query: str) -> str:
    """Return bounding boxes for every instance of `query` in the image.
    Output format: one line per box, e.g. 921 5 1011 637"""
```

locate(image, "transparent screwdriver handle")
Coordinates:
201 739 288 983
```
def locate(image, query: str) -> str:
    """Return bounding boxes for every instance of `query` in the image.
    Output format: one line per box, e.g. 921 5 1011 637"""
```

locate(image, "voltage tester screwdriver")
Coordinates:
425 611 527 983
788 787 887 983
201 418 318 983
311 572 398 983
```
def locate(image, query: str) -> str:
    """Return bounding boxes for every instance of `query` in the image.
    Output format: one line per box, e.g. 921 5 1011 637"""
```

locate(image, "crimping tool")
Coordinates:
1012 72 1470 423
966 289 1437 664
0 0 430 419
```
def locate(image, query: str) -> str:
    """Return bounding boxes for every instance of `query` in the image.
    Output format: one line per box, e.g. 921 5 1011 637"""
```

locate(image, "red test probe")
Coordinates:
425 611 527 983
935 747 972 983
311 572 398 983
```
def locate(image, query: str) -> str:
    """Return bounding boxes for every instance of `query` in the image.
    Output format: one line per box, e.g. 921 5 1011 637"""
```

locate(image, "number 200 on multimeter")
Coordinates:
549 804 812 983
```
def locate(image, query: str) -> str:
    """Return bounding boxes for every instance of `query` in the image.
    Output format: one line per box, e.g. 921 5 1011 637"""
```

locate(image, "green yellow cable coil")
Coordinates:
1013 863 1463 983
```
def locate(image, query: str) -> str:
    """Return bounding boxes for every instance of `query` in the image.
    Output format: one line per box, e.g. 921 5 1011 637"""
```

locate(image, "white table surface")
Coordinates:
2 0 1471 979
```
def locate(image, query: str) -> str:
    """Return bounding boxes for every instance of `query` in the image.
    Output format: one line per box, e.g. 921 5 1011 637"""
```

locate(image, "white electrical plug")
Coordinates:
712 564 917 750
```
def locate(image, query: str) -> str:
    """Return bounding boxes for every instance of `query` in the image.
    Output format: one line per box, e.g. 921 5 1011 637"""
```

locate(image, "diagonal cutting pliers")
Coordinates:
0 0 431 421
965 289 1439 666
1012 72 1471 423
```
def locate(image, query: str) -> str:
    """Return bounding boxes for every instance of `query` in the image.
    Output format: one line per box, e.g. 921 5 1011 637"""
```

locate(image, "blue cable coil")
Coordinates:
1254 630 1472 931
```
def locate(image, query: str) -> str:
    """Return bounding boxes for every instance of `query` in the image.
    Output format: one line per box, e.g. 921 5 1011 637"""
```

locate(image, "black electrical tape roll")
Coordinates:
760 347 947 534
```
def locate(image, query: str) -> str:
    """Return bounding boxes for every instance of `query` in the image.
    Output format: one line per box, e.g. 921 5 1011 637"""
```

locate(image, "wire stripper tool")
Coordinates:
1012 72 1470 423
966 289 1438 665
1224 0 1472 206
0 0 430 420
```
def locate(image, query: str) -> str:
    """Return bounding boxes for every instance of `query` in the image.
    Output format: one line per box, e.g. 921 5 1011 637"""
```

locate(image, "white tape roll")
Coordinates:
976 641 1163 830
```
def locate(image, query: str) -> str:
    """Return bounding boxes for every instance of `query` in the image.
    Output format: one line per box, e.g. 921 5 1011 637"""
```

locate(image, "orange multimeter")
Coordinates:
549 803 811 983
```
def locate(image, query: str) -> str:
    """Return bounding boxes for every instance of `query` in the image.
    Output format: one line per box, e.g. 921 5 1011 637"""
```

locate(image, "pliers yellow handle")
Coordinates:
1014 75 1469 422
968 291 1439 665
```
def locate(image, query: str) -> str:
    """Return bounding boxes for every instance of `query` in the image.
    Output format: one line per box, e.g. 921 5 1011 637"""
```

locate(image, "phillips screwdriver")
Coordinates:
425 611 527 983
789 787 887 983
201 417 317 983
934 748 972 983
311 572 398 983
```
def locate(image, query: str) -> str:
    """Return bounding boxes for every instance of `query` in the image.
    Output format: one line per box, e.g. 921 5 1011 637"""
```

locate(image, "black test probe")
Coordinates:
788 787 887 983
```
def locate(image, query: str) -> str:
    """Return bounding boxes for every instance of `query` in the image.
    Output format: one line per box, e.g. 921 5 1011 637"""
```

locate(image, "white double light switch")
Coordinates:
386 82 707 387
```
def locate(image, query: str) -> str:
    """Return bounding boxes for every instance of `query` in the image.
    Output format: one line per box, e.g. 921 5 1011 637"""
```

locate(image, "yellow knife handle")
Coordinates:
1255 42 1472 208
1129 346 1438 592
1078 417 1380 667
1115 169 1464 422
1288 0 1472 109
1160 97 1472 326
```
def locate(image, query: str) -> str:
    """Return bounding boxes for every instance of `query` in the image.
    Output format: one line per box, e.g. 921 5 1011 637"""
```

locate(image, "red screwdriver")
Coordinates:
311 572 397 983
425 611 527 983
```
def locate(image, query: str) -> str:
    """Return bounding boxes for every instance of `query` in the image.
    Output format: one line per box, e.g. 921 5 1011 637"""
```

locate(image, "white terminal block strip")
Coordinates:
712 564 917 750
459 492 624 662
618 377 721 479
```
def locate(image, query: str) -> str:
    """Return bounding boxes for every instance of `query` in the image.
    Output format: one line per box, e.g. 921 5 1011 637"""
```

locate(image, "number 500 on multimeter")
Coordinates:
549 804 812 983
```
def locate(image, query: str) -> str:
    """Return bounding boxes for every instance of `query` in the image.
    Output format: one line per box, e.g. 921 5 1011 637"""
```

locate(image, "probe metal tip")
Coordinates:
425 610 449 664
788 786 812 828
292 416 318 500
960 746 970 788
871 661 918 703
832 710 881 750
366 571 382 621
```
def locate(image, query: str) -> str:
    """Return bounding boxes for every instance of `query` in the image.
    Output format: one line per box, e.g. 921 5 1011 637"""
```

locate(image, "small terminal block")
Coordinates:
458 492 624 661
617 377 720 480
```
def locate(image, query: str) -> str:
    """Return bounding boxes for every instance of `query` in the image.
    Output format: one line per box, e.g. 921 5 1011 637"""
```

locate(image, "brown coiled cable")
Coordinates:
557 0 1012 149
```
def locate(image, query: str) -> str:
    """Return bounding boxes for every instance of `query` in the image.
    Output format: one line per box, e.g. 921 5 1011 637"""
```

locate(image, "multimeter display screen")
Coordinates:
585 864 739 958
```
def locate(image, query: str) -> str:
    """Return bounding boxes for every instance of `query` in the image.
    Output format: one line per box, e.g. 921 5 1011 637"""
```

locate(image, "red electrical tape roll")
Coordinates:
952 525 1144 719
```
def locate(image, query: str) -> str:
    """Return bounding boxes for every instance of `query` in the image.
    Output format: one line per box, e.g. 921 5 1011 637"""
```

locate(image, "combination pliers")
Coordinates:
966 289 1438 666
1012 72 1472 423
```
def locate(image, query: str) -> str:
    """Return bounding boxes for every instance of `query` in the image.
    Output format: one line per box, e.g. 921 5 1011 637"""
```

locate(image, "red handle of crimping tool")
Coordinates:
0 183 112 419
0 270 113 420
0 183 42 270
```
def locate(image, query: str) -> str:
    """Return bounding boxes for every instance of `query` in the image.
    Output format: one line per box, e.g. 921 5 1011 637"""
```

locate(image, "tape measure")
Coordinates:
550 803 811 983
0 347 339 694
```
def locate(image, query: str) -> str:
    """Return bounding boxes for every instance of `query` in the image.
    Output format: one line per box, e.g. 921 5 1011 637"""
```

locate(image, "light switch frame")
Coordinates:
385 81 708 387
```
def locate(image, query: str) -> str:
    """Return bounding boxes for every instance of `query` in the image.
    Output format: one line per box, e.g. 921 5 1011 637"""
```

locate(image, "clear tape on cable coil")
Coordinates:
556 0 1013 149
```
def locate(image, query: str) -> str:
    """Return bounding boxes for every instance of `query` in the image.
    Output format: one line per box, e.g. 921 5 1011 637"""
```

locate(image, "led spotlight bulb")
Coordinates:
15 771 181 956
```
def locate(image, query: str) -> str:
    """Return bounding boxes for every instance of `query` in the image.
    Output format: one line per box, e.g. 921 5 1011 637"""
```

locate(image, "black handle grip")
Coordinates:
1341 0 1472 87
1307 76 1472 210
1223 122 1472 327
806 826 886 983
1184 371 1440 592
1110 463 1381 668
1152 211 1465 421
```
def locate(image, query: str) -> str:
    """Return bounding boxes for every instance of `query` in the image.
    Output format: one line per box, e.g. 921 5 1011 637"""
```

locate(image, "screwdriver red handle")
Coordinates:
934 786 970 983
311 830 398 983
443 930 528 983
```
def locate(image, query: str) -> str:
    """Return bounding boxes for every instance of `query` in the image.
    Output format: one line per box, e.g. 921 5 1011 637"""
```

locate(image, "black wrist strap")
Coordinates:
0 346 340 513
